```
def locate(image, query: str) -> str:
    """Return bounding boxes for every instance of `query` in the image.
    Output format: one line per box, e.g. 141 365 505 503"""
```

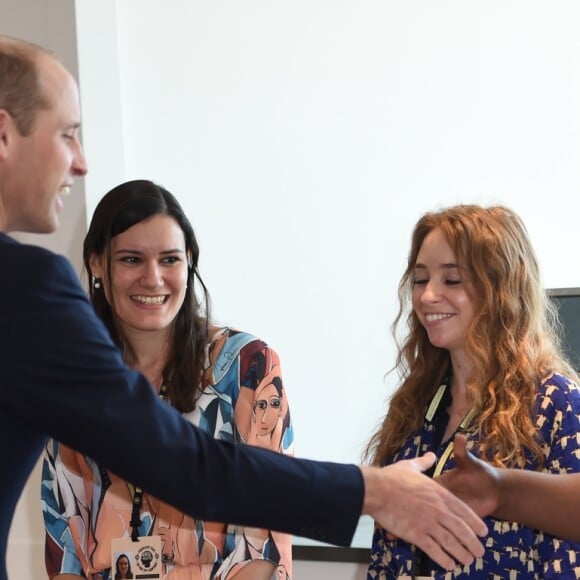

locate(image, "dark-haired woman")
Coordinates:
42 180 293 579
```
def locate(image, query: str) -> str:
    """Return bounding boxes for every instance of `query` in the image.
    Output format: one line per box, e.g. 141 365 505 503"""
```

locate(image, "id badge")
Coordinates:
112 535 163 579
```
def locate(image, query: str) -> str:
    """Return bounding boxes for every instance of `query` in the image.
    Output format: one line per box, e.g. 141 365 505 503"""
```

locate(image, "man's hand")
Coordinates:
437 433 500 518
361 448 488 572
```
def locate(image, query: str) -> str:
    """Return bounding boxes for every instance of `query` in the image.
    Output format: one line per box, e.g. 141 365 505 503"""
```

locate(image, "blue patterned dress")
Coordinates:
42 327 294 579
368 372 580 579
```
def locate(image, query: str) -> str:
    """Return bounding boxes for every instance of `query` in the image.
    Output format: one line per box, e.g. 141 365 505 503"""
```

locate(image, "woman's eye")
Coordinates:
121 256 139 264
413 279 428 286
162 256 180 264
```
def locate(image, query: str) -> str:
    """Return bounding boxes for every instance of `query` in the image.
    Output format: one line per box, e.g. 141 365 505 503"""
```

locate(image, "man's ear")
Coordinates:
0 110 14 160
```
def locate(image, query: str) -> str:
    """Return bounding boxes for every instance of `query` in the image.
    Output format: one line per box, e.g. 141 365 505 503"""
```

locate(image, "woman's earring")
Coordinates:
93 277 102 289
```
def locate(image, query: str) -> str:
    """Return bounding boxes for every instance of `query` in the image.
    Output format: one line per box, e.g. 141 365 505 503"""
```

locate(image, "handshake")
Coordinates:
364 432 579 572
360 433 502 572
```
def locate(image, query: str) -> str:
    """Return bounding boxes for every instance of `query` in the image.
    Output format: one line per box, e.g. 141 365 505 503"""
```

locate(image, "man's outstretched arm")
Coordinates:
362 452 487 571
438 434 580 542
6 249 488 573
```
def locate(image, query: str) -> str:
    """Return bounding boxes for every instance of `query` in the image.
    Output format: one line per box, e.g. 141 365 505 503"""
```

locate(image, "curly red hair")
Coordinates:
366 205 576 468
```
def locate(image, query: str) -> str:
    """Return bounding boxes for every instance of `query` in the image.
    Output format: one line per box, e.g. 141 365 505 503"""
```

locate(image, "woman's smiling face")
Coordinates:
94 214 189 337
411 227 476 356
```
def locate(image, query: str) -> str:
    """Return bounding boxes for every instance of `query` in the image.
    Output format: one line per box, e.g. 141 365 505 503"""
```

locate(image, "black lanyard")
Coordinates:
128 483 144 541
128 384 168 542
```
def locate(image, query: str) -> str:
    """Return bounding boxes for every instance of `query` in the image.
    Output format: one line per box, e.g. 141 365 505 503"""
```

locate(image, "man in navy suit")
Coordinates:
0 35 486 579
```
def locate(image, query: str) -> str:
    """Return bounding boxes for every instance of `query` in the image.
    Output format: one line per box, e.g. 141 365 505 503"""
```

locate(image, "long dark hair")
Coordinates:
84 179 211 412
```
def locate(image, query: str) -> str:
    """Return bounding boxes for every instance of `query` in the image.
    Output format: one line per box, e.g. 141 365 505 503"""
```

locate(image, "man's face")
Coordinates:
0 54 87 233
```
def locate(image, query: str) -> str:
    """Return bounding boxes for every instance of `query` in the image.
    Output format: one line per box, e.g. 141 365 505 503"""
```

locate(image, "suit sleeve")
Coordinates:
2 249 363 546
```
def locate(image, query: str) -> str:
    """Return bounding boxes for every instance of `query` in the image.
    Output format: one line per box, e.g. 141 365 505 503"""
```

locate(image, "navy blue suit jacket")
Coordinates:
0 234 363 579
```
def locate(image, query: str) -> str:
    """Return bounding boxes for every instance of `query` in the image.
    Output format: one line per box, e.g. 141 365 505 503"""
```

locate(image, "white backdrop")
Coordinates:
110 1 580 464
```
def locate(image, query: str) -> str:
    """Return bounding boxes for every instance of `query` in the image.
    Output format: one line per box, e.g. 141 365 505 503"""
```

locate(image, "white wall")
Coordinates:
3 1 580 578
74 0 127 226
115 0 580 467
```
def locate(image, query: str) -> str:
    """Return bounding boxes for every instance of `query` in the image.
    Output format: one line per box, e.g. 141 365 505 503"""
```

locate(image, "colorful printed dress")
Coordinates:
42 327 294 579
368 372 580 579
